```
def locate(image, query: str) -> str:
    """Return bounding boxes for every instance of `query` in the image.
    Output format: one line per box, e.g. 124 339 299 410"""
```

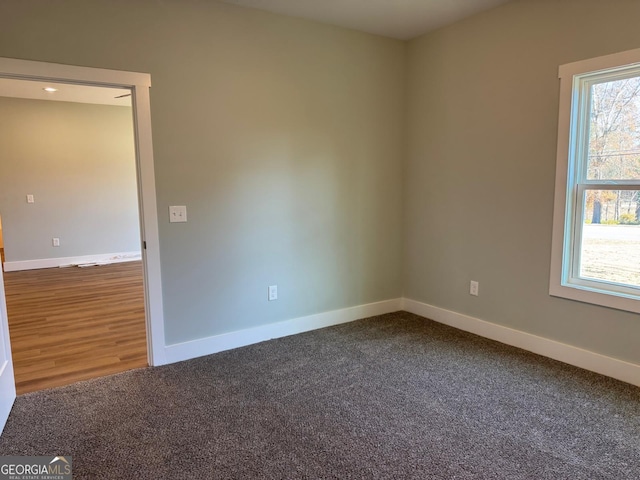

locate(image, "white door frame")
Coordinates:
0 259 16 434
0 57 167 367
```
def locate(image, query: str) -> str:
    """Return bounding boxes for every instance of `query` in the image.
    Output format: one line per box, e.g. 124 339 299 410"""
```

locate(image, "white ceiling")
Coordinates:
222 0 512 40
0 78 131 107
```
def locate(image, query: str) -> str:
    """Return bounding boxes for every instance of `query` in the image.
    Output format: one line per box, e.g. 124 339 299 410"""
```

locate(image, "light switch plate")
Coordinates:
27 194 34 203
169 205 187 223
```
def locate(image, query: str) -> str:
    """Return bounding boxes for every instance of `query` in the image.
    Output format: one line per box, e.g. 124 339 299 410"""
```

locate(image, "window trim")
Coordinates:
550 48 640 314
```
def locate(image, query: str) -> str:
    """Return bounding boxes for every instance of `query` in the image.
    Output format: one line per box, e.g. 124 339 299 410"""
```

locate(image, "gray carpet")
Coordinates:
0 312 638 479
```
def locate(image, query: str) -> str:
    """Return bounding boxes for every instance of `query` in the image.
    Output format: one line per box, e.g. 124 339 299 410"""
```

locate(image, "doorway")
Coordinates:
0 58 166 414
0 82 149 392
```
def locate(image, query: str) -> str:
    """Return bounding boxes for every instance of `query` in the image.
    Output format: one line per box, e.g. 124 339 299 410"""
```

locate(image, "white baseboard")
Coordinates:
402 298 640 387
3 251 142 272
163 298 402 365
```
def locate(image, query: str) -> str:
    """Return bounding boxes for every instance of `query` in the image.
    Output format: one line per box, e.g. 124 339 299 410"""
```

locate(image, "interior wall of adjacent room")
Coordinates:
0 97 140 263
0 0 405 345
404 0 640 364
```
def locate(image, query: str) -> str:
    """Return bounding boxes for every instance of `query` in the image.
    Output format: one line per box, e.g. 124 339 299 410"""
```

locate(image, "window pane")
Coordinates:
587 76 640 180
580 189 640 288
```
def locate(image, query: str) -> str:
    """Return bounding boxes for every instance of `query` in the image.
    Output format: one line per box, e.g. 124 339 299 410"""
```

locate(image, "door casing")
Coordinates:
0 57 167 390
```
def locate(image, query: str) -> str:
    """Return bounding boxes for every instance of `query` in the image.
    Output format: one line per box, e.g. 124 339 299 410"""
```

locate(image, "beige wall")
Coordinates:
0 97 140 263
0 0 405 345
404 0 640 364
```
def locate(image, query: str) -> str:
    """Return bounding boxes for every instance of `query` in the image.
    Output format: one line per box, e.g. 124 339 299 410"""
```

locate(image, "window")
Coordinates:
551 48 640 313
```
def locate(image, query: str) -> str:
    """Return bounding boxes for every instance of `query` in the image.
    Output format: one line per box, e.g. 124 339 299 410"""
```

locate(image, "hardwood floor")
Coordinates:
3 261 147 394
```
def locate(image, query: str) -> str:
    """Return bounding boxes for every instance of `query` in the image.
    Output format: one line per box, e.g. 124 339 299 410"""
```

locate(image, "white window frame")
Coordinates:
550 47 640 314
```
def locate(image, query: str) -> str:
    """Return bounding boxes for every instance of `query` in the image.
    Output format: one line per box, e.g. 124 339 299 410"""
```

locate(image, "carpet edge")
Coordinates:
164 298 403 364
402 298 640 387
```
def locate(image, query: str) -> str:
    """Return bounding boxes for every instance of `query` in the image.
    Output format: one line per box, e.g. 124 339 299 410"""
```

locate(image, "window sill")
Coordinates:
549 281 640 314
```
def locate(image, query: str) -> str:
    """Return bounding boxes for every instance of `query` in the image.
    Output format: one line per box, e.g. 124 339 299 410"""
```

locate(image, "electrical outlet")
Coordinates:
26 194 34 204
52 237 60 247
268 285 278 301
470 280 479 296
